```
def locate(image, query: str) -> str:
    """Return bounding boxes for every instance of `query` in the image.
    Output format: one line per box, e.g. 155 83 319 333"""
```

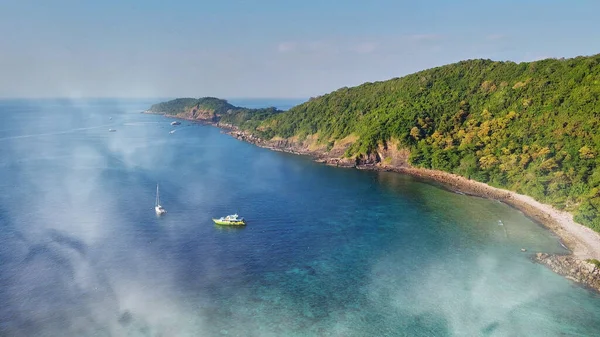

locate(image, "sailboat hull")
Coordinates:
155 206 166 215
155 184 166 215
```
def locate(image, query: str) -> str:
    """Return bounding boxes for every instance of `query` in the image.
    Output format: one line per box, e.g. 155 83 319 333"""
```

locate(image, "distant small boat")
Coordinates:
169 130 176 134
108 129 116 132
171 121 181 126
155 184 167 216
213 214 245 226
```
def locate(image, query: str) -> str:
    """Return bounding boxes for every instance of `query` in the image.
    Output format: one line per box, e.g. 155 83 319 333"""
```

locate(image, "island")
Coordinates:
146 53 600 291
145 97 283 130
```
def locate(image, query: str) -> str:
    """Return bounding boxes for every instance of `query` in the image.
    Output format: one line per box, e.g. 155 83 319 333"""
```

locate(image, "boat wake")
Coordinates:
0 124 115 141
122 122 161 126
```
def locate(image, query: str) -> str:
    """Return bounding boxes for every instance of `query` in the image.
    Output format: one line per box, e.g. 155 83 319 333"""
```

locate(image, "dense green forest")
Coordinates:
219 107 282 130
148 97 282 124
150 54 600 232
147 98 200 114
147 97 237 115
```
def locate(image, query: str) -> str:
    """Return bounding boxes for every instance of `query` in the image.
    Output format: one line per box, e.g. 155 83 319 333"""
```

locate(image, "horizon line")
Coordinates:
0 96 310 100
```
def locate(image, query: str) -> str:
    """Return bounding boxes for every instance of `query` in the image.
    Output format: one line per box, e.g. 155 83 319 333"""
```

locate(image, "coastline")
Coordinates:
375 166 600 260
154 112 600 292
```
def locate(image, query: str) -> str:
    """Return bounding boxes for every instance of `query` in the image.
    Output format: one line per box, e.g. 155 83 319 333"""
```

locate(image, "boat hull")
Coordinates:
212 219 246 226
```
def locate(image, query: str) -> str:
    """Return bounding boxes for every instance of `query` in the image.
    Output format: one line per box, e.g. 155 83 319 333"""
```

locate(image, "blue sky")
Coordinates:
1 0 599 98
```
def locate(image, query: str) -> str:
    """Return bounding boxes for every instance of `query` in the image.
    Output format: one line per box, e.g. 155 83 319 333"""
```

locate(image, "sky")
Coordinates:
1 0 599 98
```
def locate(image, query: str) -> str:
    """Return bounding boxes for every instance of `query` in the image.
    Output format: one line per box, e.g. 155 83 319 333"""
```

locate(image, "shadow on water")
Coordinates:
213 224 247 233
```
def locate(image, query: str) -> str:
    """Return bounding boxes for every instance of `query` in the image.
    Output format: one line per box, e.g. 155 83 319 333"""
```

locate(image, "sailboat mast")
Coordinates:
156 184 160 206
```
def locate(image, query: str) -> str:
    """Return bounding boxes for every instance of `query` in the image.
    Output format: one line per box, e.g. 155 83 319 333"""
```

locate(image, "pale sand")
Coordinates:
509 193 600 259
390 166 600 261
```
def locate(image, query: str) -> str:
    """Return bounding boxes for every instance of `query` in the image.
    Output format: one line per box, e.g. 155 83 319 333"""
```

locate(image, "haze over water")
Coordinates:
1 99 599 336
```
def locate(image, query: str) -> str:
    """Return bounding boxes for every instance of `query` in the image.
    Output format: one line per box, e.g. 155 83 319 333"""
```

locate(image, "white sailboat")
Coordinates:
155 184 167 215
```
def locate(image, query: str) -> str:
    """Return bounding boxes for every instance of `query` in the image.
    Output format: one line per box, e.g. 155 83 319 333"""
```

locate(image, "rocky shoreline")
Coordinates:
534 253 600 291
157 113 600 293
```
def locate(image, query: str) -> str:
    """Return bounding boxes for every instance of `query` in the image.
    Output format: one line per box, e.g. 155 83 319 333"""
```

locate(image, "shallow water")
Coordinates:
0 99 599 336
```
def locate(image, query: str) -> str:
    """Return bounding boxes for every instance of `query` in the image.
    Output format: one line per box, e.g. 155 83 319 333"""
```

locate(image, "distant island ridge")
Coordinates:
146 54 600 291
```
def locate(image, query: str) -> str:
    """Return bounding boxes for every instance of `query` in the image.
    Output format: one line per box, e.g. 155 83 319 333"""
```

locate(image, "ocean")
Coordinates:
0 98 599 336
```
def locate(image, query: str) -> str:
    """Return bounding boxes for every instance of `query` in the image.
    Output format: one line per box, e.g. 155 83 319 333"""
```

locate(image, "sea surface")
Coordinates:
0 98 599 337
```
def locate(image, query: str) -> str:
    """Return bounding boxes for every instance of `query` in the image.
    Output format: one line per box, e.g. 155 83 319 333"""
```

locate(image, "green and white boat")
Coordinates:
212 214 246 226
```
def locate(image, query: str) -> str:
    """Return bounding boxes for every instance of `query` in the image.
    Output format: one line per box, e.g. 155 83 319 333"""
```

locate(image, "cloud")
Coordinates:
406 34 443 42
277 41 297 53
368 252 569 336
352 42 378 54
277 40 335 55
306 40 332 53
0 102 217 336
486 34 506 41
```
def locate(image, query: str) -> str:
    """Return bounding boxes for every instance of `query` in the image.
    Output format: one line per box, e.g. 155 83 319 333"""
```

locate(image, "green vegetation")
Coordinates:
193 97 237 115
148 97 237 117
587 259 600 268
147 98 200 115
254 54 600 232
148 97 283 126
219 107 282 130
149 54 600 232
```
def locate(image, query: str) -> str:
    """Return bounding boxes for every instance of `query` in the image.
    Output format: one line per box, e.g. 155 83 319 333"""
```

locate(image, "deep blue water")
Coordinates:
0 99 599 336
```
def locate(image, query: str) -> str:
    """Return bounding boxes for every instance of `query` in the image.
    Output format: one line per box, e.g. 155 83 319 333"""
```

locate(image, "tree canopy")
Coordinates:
149 54 600 232
147 97 236 115
249 55 600 231
148 97 283 126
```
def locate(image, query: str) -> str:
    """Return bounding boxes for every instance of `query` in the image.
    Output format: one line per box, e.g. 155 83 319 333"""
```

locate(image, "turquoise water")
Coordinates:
0 99 599 336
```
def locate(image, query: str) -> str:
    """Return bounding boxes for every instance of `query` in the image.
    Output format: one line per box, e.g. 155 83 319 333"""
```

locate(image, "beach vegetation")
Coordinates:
586 259 600 268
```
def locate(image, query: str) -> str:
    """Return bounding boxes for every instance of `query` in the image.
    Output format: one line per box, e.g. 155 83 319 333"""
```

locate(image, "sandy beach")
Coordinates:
384 166 600 261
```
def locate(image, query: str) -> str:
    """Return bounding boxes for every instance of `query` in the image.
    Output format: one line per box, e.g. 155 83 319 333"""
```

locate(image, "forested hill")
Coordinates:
148 54 600 231
256 55 600 231
147 97 236 116
146 97 282 125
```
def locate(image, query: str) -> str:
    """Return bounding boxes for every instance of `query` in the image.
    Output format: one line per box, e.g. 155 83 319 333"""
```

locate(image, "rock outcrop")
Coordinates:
534 253 600 292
